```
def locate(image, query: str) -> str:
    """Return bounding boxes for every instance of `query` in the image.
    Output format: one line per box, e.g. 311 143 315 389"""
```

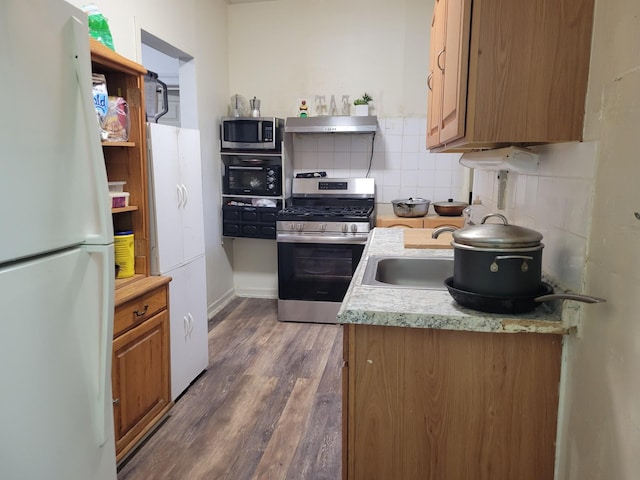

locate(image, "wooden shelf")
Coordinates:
102 141 136 148
92 36 149 279
112 205 139 214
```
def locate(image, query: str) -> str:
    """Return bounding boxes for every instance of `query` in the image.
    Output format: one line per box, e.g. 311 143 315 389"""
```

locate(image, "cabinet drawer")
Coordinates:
422 215 464 228
114 286 167 337
376 216 424 228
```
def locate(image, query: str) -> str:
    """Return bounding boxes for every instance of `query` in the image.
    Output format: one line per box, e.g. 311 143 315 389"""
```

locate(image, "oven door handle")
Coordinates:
276 233 369 244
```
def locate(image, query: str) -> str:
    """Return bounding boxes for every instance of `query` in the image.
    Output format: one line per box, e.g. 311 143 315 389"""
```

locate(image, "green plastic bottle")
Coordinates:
83 4 115 51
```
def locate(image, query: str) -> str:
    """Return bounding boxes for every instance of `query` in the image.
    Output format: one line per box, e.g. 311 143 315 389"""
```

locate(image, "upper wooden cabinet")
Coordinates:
427 0 595 152
427 0 471 148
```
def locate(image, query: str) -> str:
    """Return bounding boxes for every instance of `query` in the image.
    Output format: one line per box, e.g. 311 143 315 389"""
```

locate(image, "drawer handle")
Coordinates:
134 304 149 317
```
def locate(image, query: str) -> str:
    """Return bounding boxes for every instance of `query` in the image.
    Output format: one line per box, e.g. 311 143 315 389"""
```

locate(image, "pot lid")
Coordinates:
452 214 543 248
433 198 468 207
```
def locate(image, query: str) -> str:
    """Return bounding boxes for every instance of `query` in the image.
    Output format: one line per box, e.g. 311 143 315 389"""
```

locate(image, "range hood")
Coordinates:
285 116 378 134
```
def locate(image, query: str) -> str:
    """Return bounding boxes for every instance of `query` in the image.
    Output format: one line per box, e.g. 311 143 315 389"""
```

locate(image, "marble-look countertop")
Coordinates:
337 228 580 335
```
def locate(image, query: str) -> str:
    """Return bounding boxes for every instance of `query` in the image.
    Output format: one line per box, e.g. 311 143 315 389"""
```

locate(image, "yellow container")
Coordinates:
114 231 135 278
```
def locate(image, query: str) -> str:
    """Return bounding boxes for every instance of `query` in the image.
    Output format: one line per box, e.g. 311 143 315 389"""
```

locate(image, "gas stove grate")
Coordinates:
278 205 374 219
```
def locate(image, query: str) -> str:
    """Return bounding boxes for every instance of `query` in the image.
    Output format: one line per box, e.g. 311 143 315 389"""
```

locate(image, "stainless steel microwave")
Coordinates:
220 117 284 150
223 164 282 196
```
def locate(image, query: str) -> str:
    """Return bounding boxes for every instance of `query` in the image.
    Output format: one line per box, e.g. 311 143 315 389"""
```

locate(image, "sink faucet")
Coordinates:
431 225 459 239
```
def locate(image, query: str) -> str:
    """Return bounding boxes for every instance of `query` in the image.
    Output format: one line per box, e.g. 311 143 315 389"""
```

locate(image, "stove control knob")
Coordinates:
320 223 327 232
296 223 304 232
350 224 358 233
289 222 295 231
341 224 349 233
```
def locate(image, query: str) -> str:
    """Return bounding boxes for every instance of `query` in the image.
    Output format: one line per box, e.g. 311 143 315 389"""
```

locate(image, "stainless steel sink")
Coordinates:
361 255 454 290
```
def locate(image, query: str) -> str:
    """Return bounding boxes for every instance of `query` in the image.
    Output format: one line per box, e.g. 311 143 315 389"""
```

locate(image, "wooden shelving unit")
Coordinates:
90 38 172 464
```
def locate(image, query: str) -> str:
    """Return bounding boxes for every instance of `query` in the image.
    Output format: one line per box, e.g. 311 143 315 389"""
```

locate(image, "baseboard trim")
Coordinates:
207 288 235 320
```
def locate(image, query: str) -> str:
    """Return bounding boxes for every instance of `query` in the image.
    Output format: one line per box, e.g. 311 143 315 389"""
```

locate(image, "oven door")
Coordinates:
277 235 365 303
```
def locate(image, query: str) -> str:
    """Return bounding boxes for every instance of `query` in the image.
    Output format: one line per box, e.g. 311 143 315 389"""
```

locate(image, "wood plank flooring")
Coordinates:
117 297 343 480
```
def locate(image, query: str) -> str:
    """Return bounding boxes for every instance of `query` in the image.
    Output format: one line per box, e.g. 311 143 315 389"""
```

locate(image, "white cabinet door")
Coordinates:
149 123 183 273
168 255 209 400
178 128 205 262
149 124 205 273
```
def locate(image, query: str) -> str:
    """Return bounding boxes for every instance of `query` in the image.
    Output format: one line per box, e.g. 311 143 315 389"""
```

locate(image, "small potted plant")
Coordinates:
353 93 373 116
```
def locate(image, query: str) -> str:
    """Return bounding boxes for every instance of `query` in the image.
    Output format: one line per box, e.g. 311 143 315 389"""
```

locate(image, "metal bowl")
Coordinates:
433 198 468 216
391 198 431 217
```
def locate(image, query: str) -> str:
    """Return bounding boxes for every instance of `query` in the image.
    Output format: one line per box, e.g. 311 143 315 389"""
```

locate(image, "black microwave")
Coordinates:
220 117 284 150
224 164 282 196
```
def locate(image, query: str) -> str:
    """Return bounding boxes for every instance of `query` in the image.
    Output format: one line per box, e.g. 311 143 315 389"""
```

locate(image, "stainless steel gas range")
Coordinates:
276 177 375 324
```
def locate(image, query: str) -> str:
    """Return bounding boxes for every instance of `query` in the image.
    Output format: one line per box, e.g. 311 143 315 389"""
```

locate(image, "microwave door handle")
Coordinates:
257 121 263 142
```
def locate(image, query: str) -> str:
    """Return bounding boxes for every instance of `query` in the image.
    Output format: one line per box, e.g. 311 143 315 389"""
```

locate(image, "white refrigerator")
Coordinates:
0 1 117 479
147 123 209 401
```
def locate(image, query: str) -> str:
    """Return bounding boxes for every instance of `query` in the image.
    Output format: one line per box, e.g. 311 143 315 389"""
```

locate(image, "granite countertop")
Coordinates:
337 228 579 335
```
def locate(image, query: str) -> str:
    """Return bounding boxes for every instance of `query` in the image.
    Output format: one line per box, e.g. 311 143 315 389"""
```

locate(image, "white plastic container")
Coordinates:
108 181 126 193
109 191 129 208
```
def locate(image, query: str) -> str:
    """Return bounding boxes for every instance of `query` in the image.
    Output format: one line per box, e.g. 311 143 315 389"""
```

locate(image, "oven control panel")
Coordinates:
318 181 348 190
276 221 371 235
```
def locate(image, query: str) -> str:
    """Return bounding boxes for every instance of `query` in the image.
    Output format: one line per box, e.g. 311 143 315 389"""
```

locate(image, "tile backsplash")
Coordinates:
291 118 596 290
470 141 597 291
291 117 467 204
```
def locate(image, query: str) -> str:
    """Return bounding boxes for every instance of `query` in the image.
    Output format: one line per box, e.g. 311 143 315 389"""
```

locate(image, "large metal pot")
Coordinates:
391 198 430 217
445 214 545 297
433 198 468 216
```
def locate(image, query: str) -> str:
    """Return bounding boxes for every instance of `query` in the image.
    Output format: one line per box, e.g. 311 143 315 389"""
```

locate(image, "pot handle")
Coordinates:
535 293 607 304
481 213 509 225
490 255 534 273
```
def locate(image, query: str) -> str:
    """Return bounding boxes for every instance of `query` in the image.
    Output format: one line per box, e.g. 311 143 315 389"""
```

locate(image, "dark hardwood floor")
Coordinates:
117 297 343 480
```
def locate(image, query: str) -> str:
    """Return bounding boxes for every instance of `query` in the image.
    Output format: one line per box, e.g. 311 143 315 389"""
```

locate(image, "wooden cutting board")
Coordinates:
403 228 454 249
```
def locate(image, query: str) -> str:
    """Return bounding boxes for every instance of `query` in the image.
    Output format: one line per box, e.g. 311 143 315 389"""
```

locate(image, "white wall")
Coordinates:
227 0 431 118
471 0 640 477
66 0 236 316
562 0 640 477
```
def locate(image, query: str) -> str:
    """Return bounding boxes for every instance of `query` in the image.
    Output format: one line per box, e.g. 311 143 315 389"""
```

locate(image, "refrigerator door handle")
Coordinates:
69 16 113 244
182 184 189 207
84 245 115 447
177 184 184 208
